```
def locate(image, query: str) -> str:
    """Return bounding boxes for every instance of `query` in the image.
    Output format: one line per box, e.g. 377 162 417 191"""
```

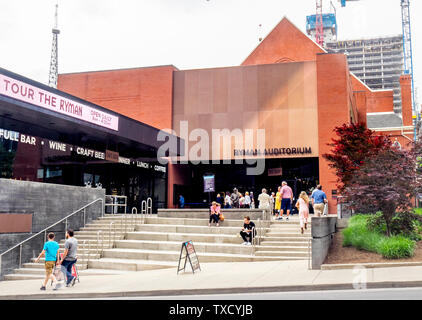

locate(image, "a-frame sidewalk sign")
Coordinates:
177 240 201 274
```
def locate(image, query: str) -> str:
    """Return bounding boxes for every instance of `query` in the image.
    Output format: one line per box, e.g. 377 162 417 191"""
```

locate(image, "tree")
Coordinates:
323 122 391 192
345 147 422 237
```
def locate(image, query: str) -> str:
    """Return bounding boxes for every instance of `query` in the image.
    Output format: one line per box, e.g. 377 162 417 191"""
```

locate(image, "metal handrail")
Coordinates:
308 238 312 270
147 197 153 214
0 198 104 258
141 200 147 214
105 195 127 214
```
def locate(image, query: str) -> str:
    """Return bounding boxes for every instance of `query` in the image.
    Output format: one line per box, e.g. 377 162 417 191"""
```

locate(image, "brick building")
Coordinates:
57 17 414 214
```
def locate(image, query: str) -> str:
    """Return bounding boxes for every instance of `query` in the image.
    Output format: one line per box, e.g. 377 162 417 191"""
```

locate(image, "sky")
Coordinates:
0 0 421 102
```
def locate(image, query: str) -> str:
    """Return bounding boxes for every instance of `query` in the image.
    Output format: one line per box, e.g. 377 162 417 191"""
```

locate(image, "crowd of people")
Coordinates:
206 182 328 235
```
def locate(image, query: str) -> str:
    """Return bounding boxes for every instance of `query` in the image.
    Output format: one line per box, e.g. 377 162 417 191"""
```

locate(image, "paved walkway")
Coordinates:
1 260 422 299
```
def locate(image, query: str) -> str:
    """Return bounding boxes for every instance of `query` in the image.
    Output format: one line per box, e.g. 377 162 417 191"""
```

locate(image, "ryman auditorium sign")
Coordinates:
234 147 312 157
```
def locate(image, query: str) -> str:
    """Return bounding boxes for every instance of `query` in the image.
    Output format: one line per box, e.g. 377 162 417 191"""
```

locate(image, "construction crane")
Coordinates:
315 0 324 46
400 0 417 139
339 0 360 7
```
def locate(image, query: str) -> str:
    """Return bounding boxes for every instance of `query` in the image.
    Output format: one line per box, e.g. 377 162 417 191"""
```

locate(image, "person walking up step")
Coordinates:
59 229 78 287
311 184 327 217
35 232 61 291
295 191 310 234
279 181 293 221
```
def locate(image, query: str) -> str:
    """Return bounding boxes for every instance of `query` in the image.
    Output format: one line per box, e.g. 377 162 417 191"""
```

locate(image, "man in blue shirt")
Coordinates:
311 185 328 217
179 195 185 208
35 232 61 291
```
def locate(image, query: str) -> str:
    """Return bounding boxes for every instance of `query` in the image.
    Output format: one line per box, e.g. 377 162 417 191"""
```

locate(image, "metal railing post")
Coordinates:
83 208 86 227
87 240 91 268
308 238 312 270
147 197 152 214
19 245 22 269
113 223 116 246
101 198 104 217
121 213 124 235
109 222 114 248
97 231 100 255
132 207 137 227
65 219 68 238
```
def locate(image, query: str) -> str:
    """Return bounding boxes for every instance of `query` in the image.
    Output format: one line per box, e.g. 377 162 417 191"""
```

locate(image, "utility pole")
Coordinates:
48 1 60 88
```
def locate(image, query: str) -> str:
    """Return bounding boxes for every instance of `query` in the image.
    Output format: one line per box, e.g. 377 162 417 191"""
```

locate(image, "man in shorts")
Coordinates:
35 232 61 291
278 181 293 221
311 184 328 217
59 229 78 287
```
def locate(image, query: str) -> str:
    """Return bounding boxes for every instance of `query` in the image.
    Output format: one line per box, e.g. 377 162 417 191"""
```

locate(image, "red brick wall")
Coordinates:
354 91 367 125
400 75 413 127
57 65 177 130
241 17 325 66
367 91 394 113
316 53 353 214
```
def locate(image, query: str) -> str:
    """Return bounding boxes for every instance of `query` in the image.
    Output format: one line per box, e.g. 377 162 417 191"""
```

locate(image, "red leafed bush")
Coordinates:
323 122 392 192
345 148 422 236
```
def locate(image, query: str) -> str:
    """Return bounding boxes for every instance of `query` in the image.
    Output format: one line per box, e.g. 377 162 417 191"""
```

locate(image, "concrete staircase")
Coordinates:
3 211 311 280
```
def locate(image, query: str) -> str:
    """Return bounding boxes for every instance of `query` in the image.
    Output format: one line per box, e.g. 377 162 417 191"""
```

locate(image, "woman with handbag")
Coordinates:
209 201 220 227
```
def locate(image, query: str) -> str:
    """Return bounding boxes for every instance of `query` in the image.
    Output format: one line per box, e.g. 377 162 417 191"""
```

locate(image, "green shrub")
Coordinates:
414 208 422 216
366 212 386 234
377 236 415 259
342 214 416 259
391 212 417 236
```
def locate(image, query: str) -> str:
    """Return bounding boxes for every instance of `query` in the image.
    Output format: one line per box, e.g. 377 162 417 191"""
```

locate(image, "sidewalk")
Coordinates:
1 260 422 299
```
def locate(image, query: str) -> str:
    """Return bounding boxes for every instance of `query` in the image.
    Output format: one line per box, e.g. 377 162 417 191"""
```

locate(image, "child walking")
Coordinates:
295 191 310 234
35 232 61 291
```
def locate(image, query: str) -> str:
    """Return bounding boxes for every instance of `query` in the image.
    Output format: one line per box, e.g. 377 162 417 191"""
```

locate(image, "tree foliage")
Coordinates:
323 122 392 191
345 147 422 236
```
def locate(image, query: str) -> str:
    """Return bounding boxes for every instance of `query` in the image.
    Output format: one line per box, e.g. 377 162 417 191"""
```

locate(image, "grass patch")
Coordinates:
342 214 416 259
414 208 422 216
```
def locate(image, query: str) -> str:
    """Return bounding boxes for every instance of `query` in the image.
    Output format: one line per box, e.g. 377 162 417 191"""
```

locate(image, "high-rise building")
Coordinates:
326 36 404 114
306 13 338 45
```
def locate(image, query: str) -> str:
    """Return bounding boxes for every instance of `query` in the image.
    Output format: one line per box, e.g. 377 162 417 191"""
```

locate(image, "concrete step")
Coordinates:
31 254 101 263
71 233 125 240
135 224 269 235
263 236 312 242
95 217 249 228
101 248 291 263
4 274 48 281
266 232 311 237
4 267 133 280
158 209 265 220
114 240 254 255
21 262 88 270
255 245 309 252
80 226 134 232
126 231 240 244
88 258 177 272
254 250 308 257
260 241 310 246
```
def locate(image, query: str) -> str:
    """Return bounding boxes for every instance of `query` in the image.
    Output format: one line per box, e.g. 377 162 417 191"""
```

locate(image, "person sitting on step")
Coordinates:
240 216 256 245
209 201 220 227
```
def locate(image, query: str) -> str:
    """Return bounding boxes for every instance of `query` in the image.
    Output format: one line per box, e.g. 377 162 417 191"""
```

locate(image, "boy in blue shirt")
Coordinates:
35 232 61 291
